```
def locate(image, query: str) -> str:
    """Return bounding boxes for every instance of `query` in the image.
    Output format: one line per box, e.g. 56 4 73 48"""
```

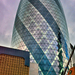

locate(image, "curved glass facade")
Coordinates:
11 0 70 75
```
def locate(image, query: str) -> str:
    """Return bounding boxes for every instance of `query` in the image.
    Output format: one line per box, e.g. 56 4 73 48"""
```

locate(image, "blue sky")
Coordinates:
0 0 75 47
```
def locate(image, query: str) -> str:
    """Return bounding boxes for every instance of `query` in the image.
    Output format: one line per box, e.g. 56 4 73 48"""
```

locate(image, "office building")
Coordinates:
11 0 70 75
0 46 30 75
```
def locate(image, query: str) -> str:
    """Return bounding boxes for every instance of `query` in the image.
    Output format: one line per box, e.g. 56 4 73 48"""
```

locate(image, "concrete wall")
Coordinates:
29 63 38 75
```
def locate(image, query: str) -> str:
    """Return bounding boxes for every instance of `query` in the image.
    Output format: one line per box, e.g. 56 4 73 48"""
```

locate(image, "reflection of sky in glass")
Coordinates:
0 0 72 74
0 0 75 48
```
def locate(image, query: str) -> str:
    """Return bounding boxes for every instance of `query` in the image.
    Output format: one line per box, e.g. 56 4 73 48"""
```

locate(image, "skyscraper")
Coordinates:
11 0 70 75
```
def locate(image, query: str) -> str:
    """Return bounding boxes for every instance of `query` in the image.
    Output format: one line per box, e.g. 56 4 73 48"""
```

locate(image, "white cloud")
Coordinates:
61 0 75 45
61 0 75 64
0 0 20 47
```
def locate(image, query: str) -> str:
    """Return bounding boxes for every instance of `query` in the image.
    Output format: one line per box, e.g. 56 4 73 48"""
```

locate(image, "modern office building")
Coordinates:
11 0 70 75
0 46 30 75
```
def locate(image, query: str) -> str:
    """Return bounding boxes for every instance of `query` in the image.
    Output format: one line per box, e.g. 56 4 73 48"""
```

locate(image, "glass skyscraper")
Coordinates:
11 0 70 75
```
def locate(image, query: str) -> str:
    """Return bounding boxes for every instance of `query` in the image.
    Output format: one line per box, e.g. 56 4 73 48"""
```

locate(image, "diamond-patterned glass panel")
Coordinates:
11 0 70 75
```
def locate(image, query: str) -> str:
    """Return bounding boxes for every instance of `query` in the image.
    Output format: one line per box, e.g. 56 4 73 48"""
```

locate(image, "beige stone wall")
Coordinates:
29 63 38 75
0 54 29 75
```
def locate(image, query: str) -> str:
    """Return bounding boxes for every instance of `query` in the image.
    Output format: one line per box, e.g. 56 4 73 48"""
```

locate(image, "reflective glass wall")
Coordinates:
11 0 70 75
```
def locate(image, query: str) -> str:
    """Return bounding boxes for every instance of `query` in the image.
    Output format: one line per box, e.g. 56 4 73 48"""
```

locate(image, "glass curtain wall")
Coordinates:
11 0 70 75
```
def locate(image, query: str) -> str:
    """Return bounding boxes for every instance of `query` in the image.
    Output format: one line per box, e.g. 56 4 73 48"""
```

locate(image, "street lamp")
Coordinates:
62 43 75 75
